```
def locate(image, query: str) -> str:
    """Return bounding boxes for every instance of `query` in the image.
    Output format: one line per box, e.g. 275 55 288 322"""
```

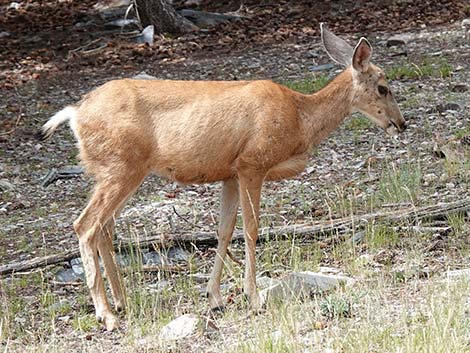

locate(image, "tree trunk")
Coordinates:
134 0 198 35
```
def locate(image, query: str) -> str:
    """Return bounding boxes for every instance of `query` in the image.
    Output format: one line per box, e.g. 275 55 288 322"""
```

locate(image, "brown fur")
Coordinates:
42 29 406 331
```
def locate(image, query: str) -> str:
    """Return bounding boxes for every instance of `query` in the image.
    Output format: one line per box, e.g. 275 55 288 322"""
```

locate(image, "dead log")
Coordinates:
1 198 468 276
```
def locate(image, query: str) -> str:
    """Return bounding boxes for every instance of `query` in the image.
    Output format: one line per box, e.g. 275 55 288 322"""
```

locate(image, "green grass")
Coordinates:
386 57 453 80
375 161 422 206
282 75 330 94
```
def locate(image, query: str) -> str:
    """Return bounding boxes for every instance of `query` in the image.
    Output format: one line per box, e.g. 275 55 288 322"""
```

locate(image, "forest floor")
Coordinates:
0 0 469 352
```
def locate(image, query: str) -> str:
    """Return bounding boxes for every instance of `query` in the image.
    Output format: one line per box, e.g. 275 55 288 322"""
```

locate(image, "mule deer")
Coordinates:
40 24 406 331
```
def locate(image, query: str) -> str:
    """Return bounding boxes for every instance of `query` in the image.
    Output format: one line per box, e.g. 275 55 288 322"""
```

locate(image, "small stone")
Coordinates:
451 84 468 93
159 314 200 341
8 2 21 10
0 179 14 191
104 19 139 29
386 34 410 47
54 268 83 282
0 31 11 38
142 250 163 265
188 273 211 283
308 63 334 72
462 19 470 29
288 63 301 71
423 173 438 183
435 102 461 113
133 72 157 80
445 269 470 279
167 247 189 263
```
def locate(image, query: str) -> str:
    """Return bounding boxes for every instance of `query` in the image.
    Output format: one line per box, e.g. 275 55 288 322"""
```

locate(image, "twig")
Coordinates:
226 248 243 266
69 38 103 54
172 205 204 229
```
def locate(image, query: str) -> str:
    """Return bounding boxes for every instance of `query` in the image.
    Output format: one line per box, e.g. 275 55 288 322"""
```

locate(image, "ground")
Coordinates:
0 0 469 352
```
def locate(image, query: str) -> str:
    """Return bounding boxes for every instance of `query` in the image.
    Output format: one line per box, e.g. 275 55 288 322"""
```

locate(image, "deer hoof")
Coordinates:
103 313 119 331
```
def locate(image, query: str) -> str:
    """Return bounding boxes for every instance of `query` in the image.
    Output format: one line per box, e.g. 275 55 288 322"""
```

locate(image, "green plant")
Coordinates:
320 294 353 319
386 58 453 80
282 75 330 94
375 161 421 205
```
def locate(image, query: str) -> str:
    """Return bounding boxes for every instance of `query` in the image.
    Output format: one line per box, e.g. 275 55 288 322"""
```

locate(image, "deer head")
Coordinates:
321 24 407 136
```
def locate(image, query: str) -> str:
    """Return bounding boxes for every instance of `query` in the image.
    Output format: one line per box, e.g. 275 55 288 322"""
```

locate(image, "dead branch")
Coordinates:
1 198 468 276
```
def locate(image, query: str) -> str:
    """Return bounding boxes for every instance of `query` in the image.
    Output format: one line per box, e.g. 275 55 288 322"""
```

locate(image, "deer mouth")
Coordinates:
385 121 399 136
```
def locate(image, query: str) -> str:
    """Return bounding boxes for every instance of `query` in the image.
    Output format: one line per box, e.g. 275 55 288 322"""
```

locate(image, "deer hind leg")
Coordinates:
238 171 264 309
207 178 239 311
97 207 126 313
74 173 145 331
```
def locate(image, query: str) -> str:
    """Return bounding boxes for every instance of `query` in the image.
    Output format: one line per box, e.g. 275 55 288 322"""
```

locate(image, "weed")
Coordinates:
365 223 400 251
282 75 330 94
320 293 353 319
386 57 453 80
71 314 99 332
375 161 421 206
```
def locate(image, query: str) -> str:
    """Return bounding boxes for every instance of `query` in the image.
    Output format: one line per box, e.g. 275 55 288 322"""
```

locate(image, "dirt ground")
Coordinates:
0 0 469 351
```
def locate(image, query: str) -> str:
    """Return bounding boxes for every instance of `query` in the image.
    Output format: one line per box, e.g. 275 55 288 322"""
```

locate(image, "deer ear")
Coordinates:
352 38 372 73
320 23 354 66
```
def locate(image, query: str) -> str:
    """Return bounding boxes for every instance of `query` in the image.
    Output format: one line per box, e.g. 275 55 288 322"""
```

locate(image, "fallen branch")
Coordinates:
1 198 468 276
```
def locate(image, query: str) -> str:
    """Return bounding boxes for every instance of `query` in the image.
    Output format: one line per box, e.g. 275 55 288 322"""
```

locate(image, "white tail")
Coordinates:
41 106 77 140
42 25 406 331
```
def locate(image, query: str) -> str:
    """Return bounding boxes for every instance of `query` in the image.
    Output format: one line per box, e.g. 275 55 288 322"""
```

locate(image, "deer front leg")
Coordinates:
207 179 239 310
238 172 264 309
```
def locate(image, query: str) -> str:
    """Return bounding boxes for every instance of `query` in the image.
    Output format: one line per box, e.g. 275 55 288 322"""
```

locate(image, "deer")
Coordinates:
39 24 406 331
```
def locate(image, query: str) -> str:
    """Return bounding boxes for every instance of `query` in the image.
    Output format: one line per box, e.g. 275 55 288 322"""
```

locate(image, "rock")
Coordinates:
188 273 211 283
142 250 163 265
308 63 334 72
451 84 468 93
131 25 154 46
462 19 470 29
0 31 11 38
7 2 21 10
70 258 85 276
352 231 366 244
0 179 14 191
54 268 83 282
159 314 200 341
386 34 411 47
445 269 470 279
133 72 157 80
260 271 353 304
105 19 139 29
178 9 242 28
435 102 461 113
167 247 189 263
423 173 438 183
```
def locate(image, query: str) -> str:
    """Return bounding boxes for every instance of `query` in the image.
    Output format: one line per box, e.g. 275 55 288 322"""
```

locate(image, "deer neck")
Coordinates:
297 68 354 148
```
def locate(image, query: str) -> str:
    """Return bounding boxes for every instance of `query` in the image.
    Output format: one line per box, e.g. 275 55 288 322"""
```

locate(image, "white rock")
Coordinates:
462 19 470 29
260 271 354 304
445 269 470 279
133 71 157 80
8 2 20 10
159 314 200 341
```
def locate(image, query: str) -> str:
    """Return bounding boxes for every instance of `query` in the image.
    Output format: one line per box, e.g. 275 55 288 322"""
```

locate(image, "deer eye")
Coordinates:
378 85 389 96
